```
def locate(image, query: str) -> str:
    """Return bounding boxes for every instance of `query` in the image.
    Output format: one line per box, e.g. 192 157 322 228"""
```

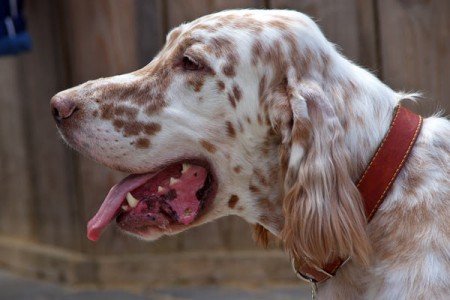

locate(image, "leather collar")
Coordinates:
293 105 423 284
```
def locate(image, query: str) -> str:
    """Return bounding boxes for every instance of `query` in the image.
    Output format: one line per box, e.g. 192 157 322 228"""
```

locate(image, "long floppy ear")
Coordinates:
281 81 371 268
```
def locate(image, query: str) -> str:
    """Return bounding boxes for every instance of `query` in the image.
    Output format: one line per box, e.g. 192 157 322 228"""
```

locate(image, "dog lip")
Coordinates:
116 160 218 237
86 158 218 241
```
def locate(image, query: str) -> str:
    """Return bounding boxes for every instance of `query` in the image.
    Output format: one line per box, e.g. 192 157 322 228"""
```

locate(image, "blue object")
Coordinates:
0 0 31 56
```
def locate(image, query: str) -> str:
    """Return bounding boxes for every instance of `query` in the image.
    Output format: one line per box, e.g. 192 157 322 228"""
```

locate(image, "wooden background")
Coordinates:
0 0 449 288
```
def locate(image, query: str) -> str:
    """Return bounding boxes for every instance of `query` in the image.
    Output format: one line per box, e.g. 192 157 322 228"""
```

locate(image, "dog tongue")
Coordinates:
87 173 157 241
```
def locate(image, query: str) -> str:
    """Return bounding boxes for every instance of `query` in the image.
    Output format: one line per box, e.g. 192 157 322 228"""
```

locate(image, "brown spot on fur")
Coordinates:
283 33 302 80
112 120 161 137
232 84 242 102
299 46 314 77
92 110 98 118
228 92 236 108
144 123 161 136
228 195 239 209
261 136 274 156
114 105 138 118
231 18 264 33
131 54 175 115
166 28 182 48
200 140 217 153
278 144 290 181
191 23 217 33
100 103 114 120
258 197 274 211
187 76 205 92
113 119 125 131
258 75 266 102
254 168 269 187
123 121 143 137
260 39 288 82
207 36 236 58
145 100 167 115
233 165 241 173
217 80 225 91
100 82 149 105
222 63 235 77
225 121 236 138
135 138 150 149
269 19 289 30
249 184 260 194
318 51 332 80
251 39 264 65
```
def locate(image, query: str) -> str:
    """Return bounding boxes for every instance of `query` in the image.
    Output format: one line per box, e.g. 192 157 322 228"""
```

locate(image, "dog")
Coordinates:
50 9 450 299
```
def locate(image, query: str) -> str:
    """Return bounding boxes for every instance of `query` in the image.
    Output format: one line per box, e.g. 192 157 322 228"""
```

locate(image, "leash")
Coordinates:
292 105 423 299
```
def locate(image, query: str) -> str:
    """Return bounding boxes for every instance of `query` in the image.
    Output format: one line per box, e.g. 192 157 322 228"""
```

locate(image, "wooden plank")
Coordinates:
270 0 379 72
62 0 139 84
0 57 33 239
0 235 295 288
378 0 450 115
135 0 165 66
5 0 83 249
166 0 266 29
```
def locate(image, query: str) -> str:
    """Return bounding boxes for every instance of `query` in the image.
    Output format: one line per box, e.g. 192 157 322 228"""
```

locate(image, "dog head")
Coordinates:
51 9 371 267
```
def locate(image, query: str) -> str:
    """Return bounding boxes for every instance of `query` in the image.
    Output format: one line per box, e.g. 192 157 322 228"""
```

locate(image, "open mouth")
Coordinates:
87 160 217 241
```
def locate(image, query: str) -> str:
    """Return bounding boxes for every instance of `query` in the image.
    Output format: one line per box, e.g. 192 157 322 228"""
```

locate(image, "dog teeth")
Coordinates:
126 192 139 208
157 186 166 193
121 205 129 211
182 163 191 173
169 177 179 186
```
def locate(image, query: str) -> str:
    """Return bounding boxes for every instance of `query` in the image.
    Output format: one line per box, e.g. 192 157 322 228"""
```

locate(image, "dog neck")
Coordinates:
292 105 423 284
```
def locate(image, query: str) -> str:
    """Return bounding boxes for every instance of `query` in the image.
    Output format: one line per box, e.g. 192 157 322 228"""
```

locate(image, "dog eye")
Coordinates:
182 55 201 71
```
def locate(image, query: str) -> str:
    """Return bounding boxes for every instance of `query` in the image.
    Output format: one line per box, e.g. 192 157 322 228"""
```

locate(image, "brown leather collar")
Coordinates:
293 105 423 284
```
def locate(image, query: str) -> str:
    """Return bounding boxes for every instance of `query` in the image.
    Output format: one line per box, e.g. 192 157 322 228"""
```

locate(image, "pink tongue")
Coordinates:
87 173 156 241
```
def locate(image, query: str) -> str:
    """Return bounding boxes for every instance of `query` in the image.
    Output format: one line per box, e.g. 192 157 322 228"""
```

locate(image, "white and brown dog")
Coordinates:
51 10 450 299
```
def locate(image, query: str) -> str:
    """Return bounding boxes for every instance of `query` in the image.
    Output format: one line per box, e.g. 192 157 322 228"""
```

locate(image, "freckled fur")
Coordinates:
225 121 236 138
200 140 217 153
228 194 239 208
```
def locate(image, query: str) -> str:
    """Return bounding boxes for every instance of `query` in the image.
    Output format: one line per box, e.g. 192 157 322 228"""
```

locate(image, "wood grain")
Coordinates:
0 57 33 239
166 0 265 29
18 0 83 249
378 0 450 114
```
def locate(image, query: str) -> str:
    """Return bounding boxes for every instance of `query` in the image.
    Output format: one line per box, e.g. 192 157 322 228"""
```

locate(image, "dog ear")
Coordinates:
280 81 371 268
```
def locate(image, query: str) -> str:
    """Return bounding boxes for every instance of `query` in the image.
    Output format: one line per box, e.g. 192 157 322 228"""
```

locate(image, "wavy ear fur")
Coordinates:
281 81 371 268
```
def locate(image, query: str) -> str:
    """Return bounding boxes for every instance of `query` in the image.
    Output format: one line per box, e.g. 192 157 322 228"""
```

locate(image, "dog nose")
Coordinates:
50 95 77 123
